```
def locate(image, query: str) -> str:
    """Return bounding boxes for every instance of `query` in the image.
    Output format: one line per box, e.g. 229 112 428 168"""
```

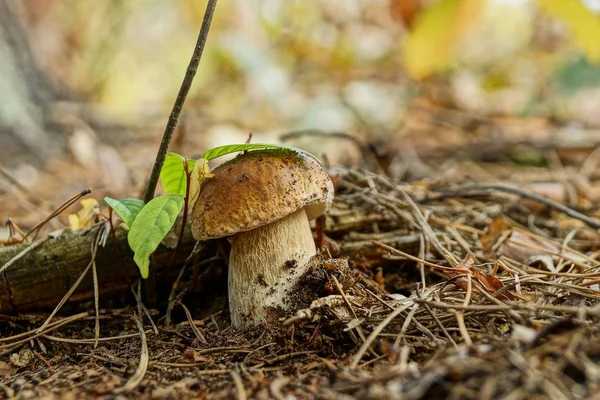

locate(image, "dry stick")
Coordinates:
121 314 149 392
6 218 26 239
471 279 524 323
363 288 437 341
108 210 157 332
464 183 600 230
349 300 413 369
179 302 207 344
230 370 247 400
195 346 250 356
0 312 89 353
499 255 600 278
23 188 91 241
36 228 100 333
418 233 427 290
256 351 317 366
136 280 144 327
0 312 89 345
330 275 369 347
91 239 100 349
393 303 420 349
35 228 102 334
415 285 458 349
374 241 468 273
44 331 145 344
455 311 472 346
143 0 218 203
398 189 460 267
165 241 206 326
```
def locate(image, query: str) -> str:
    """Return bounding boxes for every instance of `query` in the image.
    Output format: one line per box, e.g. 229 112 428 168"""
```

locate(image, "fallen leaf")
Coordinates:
389 0 423 28
537 0 600 63
481 217 588 266
0 360 16 376
444 254 515 300
188 158 214 214
401 0 484 79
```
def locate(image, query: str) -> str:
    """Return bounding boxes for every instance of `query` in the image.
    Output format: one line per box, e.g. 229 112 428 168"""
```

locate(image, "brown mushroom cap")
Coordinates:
191 149 334 240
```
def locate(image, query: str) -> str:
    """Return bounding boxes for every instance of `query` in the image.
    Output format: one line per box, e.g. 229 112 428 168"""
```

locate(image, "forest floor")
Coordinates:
2 116 600 399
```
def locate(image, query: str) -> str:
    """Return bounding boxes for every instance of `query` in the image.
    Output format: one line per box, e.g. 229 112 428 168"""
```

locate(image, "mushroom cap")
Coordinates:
191 149 334 240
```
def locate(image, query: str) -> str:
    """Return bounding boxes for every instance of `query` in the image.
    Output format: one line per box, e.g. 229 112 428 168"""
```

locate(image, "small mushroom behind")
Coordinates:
191 149 334 329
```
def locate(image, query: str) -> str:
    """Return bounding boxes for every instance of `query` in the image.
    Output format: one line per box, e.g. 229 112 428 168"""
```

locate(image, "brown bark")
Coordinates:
0 226 200 314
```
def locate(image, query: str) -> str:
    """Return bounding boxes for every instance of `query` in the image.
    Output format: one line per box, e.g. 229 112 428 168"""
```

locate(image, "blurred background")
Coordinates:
2 0 600 229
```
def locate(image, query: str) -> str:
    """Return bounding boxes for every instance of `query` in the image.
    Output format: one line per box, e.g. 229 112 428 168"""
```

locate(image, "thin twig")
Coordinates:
23 188 91 241
374 241 467 273
44 331 145 344
415 285 458 349
464 183 600 230
330 274 368 345
121 314 149 392
230 370 247 400
0 312 88 345
35 228 102 334
143 0 218 203
92 243 100 349
179 302 207 344
0 312 89 352
350 300 413 369
165 241 206 326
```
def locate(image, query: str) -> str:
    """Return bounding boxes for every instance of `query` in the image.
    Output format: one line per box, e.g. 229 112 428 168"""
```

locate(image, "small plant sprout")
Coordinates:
105 143 322 283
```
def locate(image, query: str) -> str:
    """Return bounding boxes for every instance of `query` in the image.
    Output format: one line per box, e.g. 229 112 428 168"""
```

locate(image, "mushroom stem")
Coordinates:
228 208 316 329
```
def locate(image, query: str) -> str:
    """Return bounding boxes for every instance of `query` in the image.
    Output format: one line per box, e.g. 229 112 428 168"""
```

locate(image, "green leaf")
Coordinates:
557 56 600 93
127 194 184 278
202 143 319 162
160 152 196 196
105 197 145 228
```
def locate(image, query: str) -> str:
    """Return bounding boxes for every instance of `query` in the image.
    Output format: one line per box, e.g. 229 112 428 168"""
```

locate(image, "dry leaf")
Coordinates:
389 0 423 28
444 254 515 300
0 360 16 377
481 217 588 266
187 158 214 214
401 0 484 79
537 0 600 63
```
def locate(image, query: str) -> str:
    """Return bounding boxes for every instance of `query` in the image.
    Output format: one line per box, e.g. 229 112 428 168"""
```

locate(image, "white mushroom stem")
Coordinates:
228 208 316 329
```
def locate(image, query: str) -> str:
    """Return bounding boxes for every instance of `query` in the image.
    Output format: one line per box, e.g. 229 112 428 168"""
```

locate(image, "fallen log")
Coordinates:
0 224 201 314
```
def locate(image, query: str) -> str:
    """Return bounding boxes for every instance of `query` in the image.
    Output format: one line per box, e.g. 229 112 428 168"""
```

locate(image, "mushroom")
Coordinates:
191 149 334 329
